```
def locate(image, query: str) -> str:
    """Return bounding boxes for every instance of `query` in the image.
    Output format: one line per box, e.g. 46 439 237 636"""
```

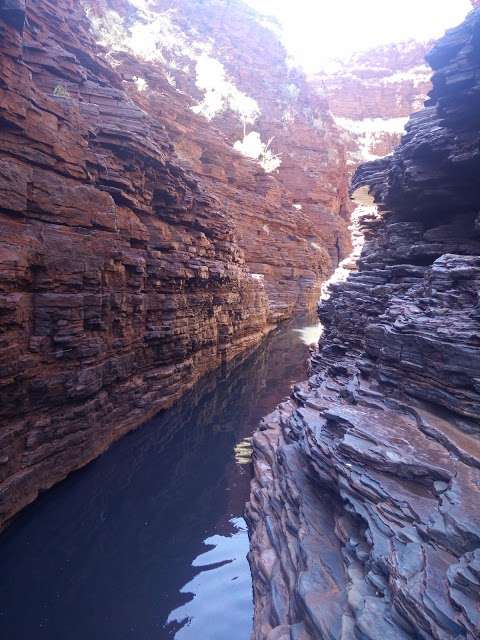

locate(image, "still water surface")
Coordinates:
0 316 317 640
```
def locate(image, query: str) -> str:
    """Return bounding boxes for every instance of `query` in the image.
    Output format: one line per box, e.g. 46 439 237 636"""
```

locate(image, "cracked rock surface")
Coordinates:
247 9 480 640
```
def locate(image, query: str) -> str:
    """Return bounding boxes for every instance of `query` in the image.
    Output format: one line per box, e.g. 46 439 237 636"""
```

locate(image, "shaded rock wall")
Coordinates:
0 0 278 527
248 9 480 640
0 0 351 528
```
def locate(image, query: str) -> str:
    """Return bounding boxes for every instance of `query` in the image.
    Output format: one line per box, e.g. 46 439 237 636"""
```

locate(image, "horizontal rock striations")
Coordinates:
0 0 351 528
0 0 355 528
247 9 480 640
315 41 432 166
0 0 273 528
320 41 432 120
83 0 352 319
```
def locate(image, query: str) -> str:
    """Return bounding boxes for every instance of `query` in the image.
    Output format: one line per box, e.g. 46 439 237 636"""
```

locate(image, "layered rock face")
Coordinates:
85 0 352 318
0 0 269 528
0 0 349 528
248 9 480 640
315 42 432 166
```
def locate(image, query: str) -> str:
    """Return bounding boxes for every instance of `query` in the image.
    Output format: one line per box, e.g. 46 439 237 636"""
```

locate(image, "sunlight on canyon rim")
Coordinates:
81 0 471 175
244 0 472 72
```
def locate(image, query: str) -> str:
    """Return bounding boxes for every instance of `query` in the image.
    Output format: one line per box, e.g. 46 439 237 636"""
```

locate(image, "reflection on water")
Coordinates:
166 518 250 640
0 316 313 640
233 438 253 466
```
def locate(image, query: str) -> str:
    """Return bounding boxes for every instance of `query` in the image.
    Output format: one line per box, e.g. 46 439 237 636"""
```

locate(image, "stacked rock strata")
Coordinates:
0 0 349 527
1 0 437 530
316 41 432 167
0 0 275 528
82 0 352 319
248 8 480 640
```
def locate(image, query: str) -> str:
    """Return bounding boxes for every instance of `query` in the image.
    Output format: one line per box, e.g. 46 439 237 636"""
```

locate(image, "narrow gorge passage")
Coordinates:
0 316 315 640
1 1 478 639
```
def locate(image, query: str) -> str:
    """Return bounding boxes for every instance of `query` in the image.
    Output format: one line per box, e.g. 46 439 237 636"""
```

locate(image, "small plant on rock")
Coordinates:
53 84 70 98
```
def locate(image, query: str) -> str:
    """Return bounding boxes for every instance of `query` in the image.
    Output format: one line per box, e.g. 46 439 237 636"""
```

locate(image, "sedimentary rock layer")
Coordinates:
0 0 272 528
0 0 349 527
316 42 432 165
82 0 352 318
0 0 350 528
248 9 480 640
320 41 432 120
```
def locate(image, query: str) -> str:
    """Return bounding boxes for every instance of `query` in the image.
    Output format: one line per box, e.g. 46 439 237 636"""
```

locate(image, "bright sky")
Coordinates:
245 0 472 72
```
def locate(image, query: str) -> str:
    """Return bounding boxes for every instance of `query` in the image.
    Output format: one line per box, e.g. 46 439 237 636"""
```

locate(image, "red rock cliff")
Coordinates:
86 0 352 318
0 0 350 527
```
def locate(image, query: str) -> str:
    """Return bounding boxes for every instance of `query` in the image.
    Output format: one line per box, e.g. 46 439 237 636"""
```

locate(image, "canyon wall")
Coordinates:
315 41 432 167
0 0 349 528
248 8 480 640
86 0 352 318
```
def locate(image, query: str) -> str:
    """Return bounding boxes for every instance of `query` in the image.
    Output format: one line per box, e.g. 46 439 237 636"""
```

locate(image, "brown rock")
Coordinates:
314 41 432 169
0 0 350 527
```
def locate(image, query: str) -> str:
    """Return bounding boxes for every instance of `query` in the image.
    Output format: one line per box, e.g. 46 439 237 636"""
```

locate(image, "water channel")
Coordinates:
0 315 319 640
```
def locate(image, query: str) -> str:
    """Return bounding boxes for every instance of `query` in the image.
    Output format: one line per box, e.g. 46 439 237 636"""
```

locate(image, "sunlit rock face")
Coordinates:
85 0 352 319
248 9 480 640
314 41 432 166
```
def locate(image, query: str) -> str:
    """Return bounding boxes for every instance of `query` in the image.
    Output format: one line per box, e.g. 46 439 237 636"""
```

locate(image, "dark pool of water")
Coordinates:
0 316 317 640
